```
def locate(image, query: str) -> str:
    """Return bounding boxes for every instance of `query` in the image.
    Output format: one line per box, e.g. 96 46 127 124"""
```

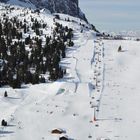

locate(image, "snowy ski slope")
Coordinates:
1 3 140 140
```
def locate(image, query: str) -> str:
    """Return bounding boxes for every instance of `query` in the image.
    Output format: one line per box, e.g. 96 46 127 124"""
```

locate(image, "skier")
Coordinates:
118 45 122 52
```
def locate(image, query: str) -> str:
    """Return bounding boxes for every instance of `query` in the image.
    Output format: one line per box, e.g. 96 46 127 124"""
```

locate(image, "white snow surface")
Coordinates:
94 40 140 140
0 3 96 140
1 3 140 140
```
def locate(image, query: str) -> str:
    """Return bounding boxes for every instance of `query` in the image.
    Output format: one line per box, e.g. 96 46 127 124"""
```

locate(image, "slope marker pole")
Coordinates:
93 107 97 122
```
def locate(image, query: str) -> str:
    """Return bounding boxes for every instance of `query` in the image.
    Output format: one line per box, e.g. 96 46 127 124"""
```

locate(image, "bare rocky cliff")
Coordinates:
29 0 87 21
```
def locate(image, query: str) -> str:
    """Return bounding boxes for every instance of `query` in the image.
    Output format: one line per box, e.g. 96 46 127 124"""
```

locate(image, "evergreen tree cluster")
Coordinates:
0 8 74 88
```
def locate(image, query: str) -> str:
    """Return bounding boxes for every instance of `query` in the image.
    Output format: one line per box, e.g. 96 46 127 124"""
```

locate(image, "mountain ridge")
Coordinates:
0 0 88 21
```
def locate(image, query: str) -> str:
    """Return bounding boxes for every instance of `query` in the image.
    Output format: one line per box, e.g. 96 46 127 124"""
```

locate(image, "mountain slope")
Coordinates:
1 2 140 140
0 0 87 21
0 3 98 140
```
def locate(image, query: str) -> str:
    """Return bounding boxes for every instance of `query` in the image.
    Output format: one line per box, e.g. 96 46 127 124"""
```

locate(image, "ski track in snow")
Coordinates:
0 7 97 139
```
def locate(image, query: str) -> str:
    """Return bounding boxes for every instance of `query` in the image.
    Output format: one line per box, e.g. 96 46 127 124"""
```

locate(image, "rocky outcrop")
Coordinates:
0 0 87 21
30 0 87 21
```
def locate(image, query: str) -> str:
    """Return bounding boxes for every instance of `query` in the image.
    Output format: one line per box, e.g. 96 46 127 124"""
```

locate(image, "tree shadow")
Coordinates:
73 36 79 40
63 77 75 81
57 77 75 82
7 97 20 100
7 124 16 127
66 47 78 52
59 62 71 65
20 85 29 89
96 118 114 121
0 130 14 135
97 117 123 121
120 50 128 52
59 65 70 69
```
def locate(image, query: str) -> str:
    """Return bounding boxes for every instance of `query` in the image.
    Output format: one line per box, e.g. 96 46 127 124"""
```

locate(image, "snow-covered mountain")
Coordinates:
0 2 98 140
0 2 93 89
0 0 87 21
1 1 140 140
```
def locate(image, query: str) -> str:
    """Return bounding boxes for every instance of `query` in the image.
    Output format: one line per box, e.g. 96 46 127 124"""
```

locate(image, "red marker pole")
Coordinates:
93 107 96 121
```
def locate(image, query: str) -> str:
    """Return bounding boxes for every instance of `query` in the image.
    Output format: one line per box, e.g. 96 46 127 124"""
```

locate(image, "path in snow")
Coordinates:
0 30 98 140
3 17 140 139
0 6 98 140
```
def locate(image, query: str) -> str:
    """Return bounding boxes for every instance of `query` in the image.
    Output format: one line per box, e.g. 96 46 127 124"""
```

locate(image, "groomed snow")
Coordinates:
94 40 140 140
1 3 140 140
0 4 97 140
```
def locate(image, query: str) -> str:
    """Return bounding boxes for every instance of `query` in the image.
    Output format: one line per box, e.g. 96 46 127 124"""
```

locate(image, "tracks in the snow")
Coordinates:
73 56 81 83
71 31 94 94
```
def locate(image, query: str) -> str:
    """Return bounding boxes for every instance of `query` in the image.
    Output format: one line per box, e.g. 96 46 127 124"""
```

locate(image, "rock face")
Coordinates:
0 0 87 21
0 0 7 2
29 0 87 21
47 0 79 16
